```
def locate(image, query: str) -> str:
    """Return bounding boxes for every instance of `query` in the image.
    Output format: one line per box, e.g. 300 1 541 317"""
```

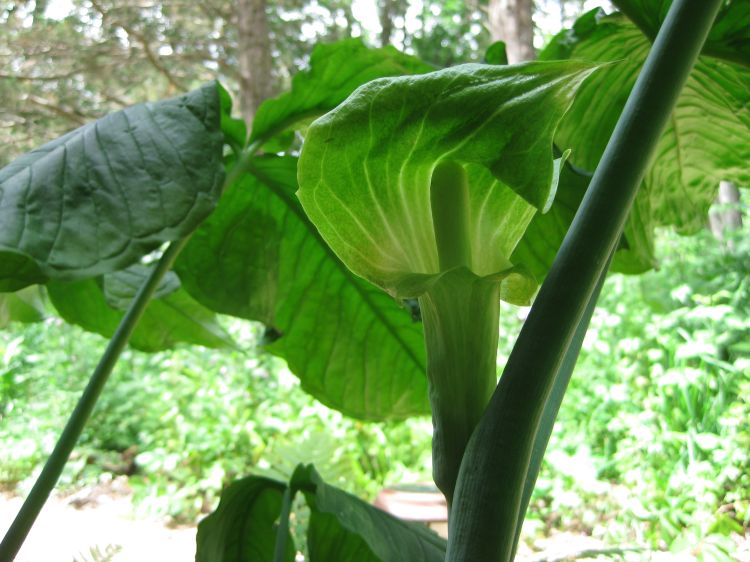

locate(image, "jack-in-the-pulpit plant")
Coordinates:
297 61 597 505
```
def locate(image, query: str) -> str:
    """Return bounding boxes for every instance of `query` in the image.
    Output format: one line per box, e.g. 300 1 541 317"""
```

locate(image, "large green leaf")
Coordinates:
195 475 294 562
541 11 750 245
0 286 46 328
297 61 597 298
0 82 224 291
249 39 432 148
175 156 428 420
613 0 750 68
295 465 446 562
46 264 233 352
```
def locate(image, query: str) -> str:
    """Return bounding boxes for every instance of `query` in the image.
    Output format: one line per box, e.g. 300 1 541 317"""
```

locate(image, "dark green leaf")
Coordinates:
249 39 432 147
295 465 446 562
175 156 428 420
0 286 46 328
46 264 233 352
101 265 181 309
196 475 294 562
0 82 224 290
613 0 750 68
0 251 46 292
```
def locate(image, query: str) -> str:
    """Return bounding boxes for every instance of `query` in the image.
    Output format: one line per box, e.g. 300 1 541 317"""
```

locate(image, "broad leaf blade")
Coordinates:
46 265 233 352
296 465 446 562
196 475 294 562
297 62 597 297
0 82 224 290
249 39 432 148
613 0 750 68
175 156 428 420
542 13 750 240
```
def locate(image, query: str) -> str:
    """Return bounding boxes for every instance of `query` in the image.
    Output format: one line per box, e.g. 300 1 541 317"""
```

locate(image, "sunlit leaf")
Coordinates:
0 286 46 328
47 264 233 352
298 62 597 298
249 39 432 148
541 11 750 244
175 156 428 420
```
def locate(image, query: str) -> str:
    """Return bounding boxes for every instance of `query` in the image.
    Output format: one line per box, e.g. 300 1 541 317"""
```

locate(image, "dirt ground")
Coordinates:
1 480 748 562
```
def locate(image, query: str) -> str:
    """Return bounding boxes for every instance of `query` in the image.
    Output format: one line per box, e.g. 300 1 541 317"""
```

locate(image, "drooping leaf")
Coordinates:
613 0 750 68
0 286 46 328
249 39 433 148
101 265 181 309
297 61 598 298
196 475 294 562
175 156 428 420
0 251 46 292
294 465 446 562
541 11 750 241
0 82 225 290
46 264 233 352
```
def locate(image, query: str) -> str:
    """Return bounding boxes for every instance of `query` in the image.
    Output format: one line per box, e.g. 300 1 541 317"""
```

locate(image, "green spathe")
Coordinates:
298 61 596 504
297 61 596 299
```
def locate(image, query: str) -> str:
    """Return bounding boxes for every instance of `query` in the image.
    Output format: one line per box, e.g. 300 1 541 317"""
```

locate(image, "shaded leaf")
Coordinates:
0 82 224 290
249 39 433 148
47 264 233 352
0 286 46 328
102 265 180 309
613 0 750 68
196 476 294 562
297 62 597 298
295 465 446 562
0 251 46 292
175 156 428 420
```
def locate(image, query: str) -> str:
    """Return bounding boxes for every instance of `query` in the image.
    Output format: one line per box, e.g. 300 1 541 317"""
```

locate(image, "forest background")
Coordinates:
1 0 748 560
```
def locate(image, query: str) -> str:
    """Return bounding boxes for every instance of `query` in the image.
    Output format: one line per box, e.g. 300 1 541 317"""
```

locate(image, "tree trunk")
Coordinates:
236 0 274 128
487 0 535 63
379 0 396 47
709 181 743 247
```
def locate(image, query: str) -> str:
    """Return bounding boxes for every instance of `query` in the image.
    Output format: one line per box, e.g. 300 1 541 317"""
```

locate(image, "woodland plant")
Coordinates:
1 0 748 561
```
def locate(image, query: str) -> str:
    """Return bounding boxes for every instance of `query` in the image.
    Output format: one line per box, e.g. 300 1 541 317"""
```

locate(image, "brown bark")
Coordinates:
379 0 397 47
487 0 535 63
236 0 274 128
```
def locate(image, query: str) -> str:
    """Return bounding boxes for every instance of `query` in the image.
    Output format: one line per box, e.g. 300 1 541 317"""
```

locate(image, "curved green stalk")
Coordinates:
446 1 723 560
0 237 189 562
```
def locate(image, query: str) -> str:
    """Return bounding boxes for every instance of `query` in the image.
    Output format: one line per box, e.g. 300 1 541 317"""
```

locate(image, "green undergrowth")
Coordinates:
0 318 433 523
1 225 748 555
522 224 750 557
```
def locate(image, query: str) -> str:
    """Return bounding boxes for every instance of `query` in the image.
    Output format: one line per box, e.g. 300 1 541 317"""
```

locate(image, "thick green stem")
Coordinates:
0 237 189 562
446 1 723 560
423 162 500 507
419 271 499 508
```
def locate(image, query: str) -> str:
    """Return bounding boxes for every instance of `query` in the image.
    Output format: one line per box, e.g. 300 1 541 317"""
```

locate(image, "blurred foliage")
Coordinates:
0 317 432 522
